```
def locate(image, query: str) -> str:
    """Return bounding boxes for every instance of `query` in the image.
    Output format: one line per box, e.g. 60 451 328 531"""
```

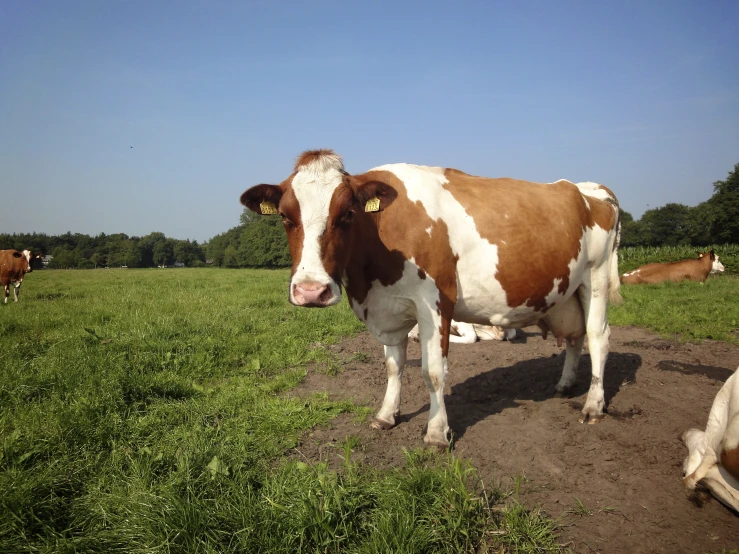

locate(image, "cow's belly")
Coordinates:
452 242 587 327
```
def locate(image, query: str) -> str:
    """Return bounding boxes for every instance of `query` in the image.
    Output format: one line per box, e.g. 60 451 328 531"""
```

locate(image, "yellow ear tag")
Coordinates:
260 201 278 215
364 197 380 212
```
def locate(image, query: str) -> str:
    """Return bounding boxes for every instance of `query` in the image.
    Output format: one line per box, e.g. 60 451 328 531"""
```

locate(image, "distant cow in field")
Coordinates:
620 251 724 285
409 321 517 343
0 249 41 303
683 367 739 514
240 150 622 447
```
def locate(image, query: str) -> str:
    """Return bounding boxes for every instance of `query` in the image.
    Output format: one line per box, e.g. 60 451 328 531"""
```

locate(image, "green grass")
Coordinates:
610 275 739 343
1 269 563 553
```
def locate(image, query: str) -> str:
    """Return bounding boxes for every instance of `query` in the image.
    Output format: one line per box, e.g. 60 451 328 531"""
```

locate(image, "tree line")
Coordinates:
621 162 739 246
4 162 737 270
0 231 205 269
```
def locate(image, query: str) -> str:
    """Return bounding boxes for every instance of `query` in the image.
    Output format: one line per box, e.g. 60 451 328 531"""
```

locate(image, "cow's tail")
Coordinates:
608 211 623 306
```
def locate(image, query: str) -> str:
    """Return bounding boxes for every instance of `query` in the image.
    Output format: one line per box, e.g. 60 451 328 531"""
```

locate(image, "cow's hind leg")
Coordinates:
3 284 9 304
418 311 452 448
578 269 611 423
371 339 408 431
555 335 585 396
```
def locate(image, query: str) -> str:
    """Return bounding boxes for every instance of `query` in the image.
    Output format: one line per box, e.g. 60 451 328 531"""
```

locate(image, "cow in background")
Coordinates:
409 321 517 343
620 251 724 285
241 150 622 447
683 367 739 514
0 249 41 303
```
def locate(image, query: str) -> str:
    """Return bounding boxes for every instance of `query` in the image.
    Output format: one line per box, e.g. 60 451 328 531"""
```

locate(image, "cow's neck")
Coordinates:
343 212 406 305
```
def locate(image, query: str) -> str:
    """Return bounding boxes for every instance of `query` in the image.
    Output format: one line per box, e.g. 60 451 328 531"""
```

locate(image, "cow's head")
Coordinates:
241 150 396 307
24 250 43 271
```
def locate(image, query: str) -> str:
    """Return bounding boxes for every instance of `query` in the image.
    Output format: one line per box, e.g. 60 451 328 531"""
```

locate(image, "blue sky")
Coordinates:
1 1 738 243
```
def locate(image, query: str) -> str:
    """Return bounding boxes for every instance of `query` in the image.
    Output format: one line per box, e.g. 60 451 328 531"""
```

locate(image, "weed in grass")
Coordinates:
570 496 594 517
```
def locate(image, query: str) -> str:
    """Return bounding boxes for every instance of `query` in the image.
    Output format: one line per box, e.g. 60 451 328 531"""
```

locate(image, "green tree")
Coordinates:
638 203 692 246
707 162 739 244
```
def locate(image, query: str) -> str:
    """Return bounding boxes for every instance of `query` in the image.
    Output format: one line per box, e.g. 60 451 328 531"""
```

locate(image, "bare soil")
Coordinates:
292 326 739 554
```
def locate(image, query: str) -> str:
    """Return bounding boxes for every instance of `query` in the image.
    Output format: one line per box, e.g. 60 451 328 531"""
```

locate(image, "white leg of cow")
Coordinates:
13 282 21 302
555 335 585 395
3 285 8 304
578 270 611 423
372 339 408 430
418 312 451 447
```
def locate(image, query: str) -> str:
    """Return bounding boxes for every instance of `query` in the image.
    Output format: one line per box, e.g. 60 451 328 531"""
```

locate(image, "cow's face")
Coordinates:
20 250 34 272
711 254 725 274
241 150 396 307
26 251 43 271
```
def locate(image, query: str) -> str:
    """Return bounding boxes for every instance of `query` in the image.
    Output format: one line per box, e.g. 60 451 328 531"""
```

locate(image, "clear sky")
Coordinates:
1 1 738 243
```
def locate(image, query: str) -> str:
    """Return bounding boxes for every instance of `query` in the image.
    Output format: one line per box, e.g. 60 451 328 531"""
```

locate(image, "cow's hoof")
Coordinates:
554 388 573 398
578 412 604 424
370 418 395 431
424 438 451 452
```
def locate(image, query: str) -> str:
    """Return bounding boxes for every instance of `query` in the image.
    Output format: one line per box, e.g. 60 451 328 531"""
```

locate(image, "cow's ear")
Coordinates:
12 251 22 259
709 250 715 259
240 184 283 215
355 180 398 213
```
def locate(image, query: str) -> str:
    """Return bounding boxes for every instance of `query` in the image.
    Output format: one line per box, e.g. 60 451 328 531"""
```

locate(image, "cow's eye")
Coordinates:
280 214 296 228
338 210 355 225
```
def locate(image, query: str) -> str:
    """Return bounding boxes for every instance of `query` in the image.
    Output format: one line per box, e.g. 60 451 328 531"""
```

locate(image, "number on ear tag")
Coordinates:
260 201 278 215
364 197 380 212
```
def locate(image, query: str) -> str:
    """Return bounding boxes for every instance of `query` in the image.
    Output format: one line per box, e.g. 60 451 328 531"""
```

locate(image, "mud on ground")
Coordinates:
292 326 739 554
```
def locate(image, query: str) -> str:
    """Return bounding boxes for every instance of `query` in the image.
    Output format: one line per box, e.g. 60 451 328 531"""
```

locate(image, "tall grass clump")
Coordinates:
0 268 563 553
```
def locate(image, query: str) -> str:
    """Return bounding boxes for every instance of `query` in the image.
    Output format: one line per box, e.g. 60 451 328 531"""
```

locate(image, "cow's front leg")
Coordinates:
13 282 21 302
371 338 408 431
3 285 9 304
418 312 452 447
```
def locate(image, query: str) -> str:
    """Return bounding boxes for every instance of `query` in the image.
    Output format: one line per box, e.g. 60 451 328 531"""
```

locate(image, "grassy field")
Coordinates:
1 269 561 554
612 274 739 343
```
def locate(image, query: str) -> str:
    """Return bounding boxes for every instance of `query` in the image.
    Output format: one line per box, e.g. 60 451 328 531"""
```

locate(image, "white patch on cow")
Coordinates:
349 258 433 345
712 256 725 274
576 182 612 202
425 226 433 236
21 250 32 264
290 156 345 303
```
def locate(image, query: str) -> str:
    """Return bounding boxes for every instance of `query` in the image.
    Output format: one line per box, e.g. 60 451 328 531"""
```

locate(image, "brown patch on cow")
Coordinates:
418 268 426 280
343 171 459 320
442 169 603 311
587 194 617 231
293 149 343 172
720 446 739 482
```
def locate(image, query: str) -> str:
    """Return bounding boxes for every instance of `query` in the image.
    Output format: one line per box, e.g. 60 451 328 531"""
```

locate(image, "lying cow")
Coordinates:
409 321 517 343
620 251 724 285
682 367 739 513
241 150 622 447
0 249 41 303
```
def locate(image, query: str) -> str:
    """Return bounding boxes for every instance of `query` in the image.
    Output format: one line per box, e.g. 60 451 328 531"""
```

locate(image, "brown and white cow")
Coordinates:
241 150 622 447
0 249 41 303
682 367 739 514
620 251 724 285
409 321 517 343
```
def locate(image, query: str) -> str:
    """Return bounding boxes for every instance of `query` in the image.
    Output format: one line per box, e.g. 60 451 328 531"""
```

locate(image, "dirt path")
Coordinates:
293 326 739 554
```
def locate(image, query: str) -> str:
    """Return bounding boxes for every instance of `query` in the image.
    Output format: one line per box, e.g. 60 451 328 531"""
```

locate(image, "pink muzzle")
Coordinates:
292 281 334 307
